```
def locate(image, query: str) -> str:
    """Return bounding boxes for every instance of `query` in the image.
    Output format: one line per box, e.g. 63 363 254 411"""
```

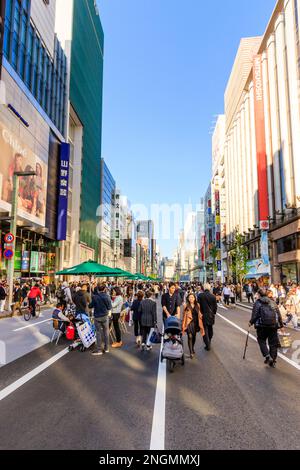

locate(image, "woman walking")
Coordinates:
182 293 205 359
131 291 144 346
111 287 124 348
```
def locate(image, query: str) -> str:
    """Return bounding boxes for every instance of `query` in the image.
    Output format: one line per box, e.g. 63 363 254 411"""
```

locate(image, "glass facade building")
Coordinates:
100 159 115 247
69 0 104 258
3 0 67 135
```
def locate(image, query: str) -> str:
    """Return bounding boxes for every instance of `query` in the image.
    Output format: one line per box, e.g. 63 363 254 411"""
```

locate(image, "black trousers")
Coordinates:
256 327 280 361
203 323 214 349
134 319 142 337
247 293 254 303
29 298 36 317
187 332 197 354
141 326 151 345
112 313 121 343
224 295 230 306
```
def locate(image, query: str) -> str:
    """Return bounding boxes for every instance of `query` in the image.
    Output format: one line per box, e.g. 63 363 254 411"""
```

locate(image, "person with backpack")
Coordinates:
197 283 217 351
249 288 284 368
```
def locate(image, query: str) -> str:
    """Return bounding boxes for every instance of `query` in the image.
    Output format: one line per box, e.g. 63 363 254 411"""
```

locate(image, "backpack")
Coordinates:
260 301 278 327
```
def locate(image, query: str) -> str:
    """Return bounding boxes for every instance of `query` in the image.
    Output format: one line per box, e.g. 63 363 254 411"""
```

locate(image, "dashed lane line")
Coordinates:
217 313 300 371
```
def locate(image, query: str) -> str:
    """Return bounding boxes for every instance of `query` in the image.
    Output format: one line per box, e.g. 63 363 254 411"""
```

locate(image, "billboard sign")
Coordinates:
0 122 48 226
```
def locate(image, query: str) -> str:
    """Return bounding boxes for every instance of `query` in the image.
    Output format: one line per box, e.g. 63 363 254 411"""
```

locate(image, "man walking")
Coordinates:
198 283 217 351
249 288 283 368
89 285 112 356
140 290 157 351
161 282 181 321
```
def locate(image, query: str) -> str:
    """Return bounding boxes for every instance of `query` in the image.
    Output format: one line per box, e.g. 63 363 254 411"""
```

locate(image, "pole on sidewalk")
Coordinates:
7 174 19 312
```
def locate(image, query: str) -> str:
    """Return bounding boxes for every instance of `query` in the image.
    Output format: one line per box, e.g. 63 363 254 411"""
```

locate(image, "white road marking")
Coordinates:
217 313 300 371
13 319 52 332
0 348 69 401
150 335 166 450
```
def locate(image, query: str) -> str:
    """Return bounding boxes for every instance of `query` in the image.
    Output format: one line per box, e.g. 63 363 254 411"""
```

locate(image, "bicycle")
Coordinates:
23 300 41 321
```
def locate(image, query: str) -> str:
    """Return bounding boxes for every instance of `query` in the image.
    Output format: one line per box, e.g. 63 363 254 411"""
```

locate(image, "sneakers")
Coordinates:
141 343 146 351
92 351 103 356
146 345 152 351
104 349 109 353
269 360 276 368
112 342 123 348
264 355 270 365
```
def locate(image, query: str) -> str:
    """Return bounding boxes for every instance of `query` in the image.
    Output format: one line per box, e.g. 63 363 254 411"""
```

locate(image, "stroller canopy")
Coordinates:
165 316 182 334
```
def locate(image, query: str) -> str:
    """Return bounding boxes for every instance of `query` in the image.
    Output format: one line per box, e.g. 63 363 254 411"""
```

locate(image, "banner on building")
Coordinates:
30 252 39 273
253 55 269 223
14 251 22 271
260 230 269 265
21 251 30 272
246 258 271 278
0 122 48 226
56 143 70 241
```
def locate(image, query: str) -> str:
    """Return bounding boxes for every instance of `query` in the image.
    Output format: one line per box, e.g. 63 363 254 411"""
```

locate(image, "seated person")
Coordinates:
52 303 71 333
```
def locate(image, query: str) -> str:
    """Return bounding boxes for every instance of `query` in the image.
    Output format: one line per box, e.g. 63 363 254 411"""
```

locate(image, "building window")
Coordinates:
277 234 300 255
3 1 67 135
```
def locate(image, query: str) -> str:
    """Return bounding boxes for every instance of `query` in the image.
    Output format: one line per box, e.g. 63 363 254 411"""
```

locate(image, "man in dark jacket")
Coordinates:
89 284 112 356
197 283 217 351
161 283 181 321
140 291 157 351
249 289 283 368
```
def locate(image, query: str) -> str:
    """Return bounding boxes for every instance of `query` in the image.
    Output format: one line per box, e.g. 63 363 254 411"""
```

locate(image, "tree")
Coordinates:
230 230 249 283
209 244 219 275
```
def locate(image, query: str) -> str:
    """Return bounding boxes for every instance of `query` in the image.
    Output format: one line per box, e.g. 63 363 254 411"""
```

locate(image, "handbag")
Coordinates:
148 328 162 345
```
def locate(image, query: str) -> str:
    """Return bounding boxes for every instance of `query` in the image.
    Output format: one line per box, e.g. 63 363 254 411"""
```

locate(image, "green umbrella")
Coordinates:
97 268 135 279
56 260 119 276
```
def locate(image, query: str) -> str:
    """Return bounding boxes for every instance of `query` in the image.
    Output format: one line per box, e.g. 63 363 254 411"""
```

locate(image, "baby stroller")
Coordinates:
161 316 185 373
68 312 96 352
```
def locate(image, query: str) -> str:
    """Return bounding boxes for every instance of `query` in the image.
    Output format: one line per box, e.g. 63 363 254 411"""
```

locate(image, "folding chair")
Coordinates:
51 320 63 345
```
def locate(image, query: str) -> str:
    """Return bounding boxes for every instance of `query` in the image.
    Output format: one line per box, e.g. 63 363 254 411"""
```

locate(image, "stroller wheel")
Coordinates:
167 359 175 373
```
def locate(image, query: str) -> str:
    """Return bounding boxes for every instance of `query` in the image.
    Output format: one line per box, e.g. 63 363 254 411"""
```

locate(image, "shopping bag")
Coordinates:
77 321 96 348
147 328 162 346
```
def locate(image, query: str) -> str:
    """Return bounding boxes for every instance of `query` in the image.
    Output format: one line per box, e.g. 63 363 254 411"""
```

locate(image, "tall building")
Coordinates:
99 159 115 267
204 184 214 281
211 115 226 281
221 0 300 284
136 220 155 275
0 0 69 280
56 0 104 264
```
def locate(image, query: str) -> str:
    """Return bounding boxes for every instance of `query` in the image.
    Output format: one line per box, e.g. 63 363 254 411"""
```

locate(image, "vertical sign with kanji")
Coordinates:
57 143 70 241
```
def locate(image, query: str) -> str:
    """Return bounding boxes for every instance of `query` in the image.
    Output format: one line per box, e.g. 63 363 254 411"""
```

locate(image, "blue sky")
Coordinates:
99 0 276 257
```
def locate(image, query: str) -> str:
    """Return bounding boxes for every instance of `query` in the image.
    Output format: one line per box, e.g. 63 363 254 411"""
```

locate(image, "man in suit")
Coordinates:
197 283 217 351
140 290 157 351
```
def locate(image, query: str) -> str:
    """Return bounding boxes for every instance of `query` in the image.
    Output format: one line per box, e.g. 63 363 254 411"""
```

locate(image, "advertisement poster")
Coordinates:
21 251 30 272
38 252 46 273
14 251 22 271
30 252 39 273
0 122 48 226
246 259 271 278
46 253 56 274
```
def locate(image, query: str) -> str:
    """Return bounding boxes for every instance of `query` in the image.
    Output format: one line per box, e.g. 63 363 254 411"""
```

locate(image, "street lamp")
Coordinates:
7 171 36 311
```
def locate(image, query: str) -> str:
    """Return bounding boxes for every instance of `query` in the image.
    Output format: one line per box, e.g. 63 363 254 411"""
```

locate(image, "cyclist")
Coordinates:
28 283 43 317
